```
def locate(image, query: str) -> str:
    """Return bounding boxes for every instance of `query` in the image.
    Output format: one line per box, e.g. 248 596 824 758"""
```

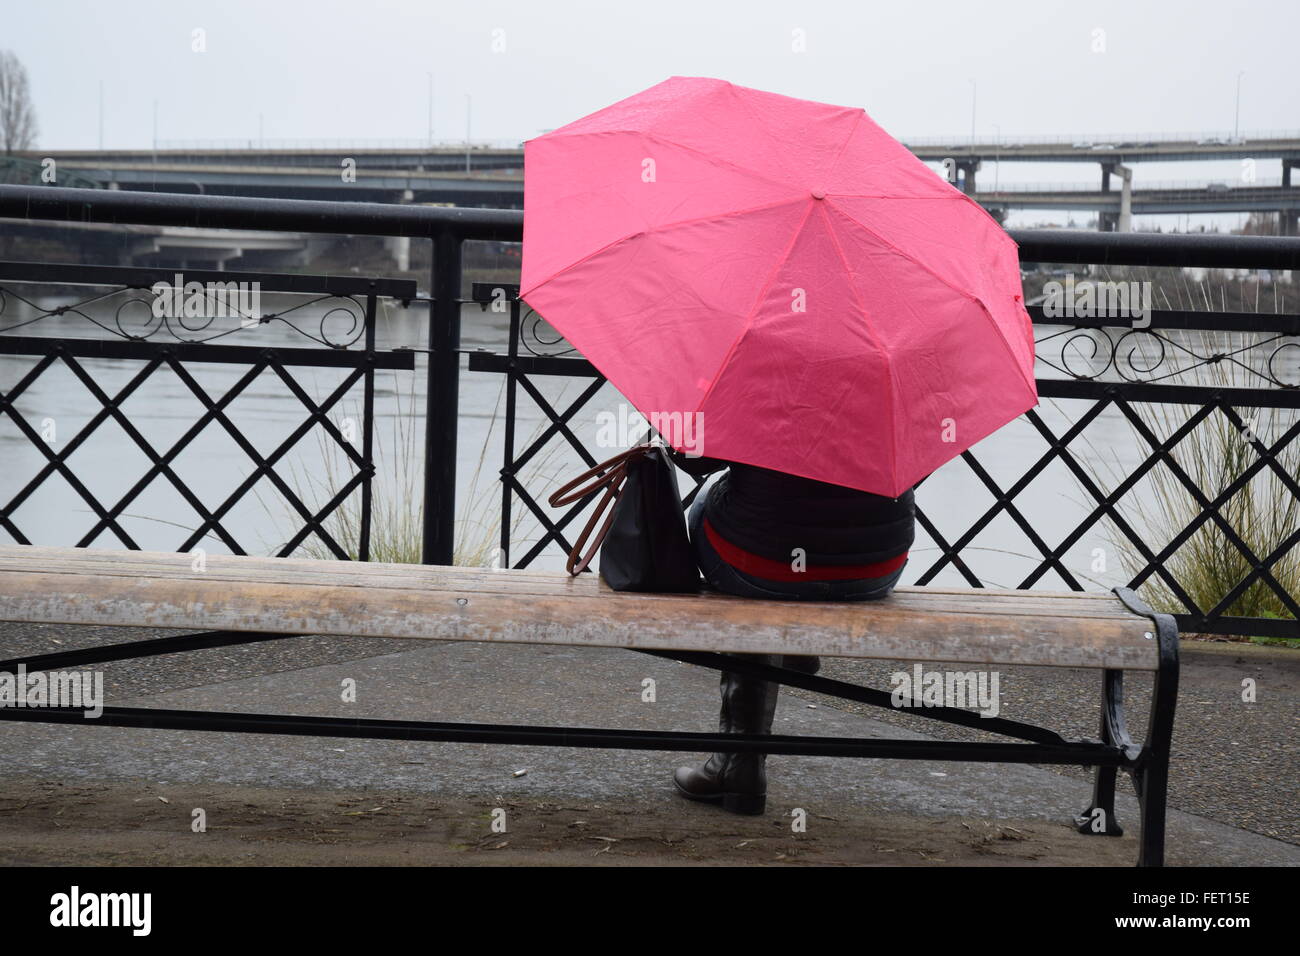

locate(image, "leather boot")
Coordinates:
673 654 780 815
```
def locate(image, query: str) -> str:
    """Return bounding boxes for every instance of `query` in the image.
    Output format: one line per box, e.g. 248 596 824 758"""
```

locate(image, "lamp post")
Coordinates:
1234 70 1246 139
426 72 434 147
968 79 977 147
992 123 1000 192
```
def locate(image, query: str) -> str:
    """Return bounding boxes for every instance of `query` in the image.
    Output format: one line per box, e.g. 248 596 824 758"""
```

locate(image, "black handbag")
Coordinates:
548 443 700 593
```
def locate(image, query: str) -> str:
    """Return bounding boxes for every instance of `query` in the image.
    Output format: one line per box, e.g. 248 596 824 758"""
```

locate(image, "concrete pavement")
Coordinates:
0 631 1295 865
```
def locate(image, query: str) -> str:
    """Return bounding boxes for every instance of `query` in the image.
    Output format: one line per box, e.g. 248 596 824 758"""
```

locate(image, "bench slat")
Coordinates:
0 554 1138 621
0 546 1159 670
0 547 1139 618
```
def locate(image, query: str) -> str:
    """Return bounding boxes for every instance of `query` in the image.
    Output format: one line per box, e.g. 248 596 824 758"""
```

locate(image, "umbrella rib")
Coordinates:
521 129 808 299
520 194 811 302
724 82 806 189
824 109 865 188
829 194 971 202
815 201 901 496
536 129 802 199
825 200 1038 400
692 198 818 419
834 190 1013 237
642 131 803 197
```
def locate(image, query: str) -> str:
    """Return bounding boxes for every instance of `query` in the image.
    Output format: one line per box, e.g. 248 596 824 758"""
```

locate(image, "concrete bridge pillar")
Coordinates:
1115 164 1133 233
1098 164 1115 231
385 189 415 271
214 249 244 271
957 159 980 196
1098 163 1132 232
1283 160 1298 237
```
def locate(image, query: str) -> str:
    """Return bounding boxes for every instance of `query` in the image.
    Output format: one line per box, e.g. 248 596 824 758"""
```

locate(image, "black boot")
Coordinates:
673 654 780 815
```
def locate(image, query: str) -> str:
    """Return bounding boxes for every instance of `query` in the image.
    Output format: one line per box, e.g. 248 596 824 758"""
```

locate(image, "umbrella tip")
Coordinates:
811 188 826 200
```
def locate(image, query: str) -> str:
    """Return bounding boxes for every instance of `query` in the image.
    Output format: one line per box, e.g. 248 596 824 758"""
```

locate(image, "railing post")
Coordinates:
422 227 462 565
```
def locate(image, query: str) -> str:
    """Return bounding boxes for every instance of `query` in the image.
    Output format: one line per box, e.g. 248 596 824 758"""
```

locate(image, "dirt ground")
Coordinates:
0 776 1151 866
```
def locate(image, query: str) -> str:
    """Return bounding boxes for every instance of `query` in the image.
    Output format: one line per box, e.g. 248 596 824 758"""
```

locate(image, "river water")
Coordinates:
1 291 1294 590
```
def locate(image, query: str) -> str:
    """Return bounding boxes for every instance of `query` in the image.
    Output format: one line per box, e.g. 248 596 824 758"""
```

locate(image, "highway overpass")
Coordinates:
9 129 1300 232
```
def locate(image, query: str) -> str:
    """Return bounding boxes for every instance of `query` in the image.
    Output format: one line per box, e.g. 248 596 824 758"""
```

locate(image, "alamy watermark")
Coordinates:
890 664 1000 718
596 403 705 456
50 886 151 936
1042 273 1152 328
0 664 103 718
150 273 262 327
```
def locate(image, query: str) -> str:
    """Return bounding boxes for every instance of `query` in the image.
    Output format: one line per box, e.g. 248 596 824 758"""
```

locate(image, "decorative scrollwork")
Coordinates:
1112 328 1168 382
114 296 165 339
518 304 575 357
1041 327 1116 380
0 283 367 349
302 301 365 349
1267 341 1300 388
1035 323 1298 389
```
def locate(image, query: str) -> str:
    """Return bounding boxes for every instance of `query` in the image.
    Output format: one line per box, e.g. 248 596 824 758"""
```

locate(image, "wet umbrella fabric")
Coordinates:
521 76 1037 497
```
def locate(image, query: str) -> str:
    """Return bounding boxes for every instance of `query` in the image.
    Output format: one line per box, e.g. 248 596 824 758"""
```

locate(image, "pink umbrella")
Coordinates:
520 76 1037 498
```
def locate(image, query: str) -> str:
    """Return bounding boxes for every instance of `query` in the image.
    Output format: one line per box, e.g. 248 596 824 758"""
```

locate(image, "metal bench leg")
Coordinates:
1075 667 1127 838
1078 589 1180 866
1133 747 1169 867
1132 616 1179 867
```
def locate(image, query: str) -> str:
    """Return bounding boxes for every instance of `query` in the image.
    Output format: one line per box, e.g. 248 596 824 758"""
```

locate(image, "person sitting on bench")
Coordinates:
668 451 916 815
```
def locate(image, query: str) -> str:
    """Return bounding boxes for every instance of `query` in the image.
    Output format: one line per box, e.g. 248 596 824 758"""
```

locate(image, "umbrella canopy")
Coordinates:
521 76 1037 498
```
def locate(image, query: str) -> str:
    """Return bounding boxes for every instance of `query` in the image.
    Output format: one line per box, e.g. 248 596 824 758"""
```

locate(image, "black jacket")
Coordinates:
670 451 915 566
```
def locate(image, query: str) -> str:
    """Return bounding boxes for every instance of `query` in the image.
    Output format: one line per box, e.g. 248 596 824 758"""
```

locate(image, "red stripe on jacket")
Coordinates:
702 517 907 583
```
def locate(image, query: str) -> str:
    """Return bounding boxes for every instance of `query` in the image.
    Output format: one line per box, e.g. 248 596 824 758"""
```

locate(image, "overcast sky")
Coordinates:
6 0 1298 225
9 0 1295 147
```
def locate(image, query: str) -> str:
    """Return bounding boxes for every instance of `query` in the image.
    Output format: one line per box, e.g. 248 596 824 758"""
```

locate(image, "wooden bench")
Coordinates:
0 544 1179 866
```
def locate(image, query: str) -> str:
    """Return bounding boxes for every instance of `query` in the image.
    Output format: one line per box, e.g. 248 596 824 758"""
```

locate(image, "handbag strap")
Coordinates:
548 444 653 576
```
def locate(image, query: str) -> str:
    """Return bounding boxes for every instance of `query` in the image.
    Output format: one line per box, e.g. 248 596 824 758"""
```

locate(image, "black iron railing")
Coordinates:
1 184 1297 639
0 256 416 558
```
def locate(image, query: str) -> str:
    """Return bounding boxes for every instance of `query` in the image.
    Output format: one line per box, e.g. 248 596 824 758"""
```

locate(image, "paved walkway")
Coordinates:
0 624 1295 865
